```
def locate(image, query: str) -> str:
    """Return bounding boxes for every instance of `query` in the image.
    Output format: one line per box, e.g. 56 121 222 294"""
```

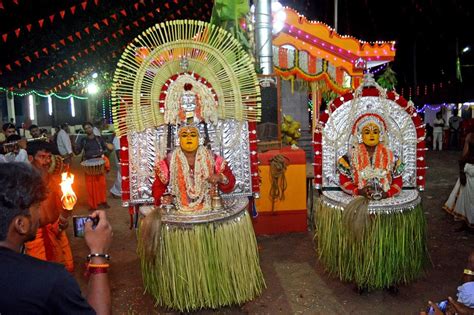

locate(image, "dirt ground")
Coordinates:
67 149 473 314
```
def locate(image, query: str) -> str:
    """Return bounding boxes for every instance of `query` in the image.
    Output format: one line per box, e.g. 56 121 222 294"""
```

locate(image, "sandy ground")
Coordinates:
67 149 473 314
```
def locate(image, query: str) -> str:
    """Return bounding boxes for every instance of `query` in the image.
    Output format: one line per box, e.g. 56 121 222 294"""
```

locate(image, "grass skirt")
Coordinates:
315 199 428 290
138 210 265 311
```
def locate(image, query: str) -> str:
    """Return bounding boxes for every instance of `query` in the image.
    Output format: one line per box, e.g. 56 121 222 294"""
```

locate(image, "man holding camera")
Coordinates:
0 163 112 314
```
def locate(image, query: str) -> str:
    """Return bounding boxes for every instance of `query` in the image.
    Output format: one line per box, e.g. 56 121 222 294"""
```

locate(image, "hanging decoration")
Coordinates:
0 86 88 100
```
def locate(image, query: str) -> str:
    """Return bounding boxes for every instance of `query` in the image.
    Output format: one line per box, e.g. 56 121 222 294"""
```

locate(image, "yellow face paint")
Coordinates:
179 127 199 153
361 122 380 147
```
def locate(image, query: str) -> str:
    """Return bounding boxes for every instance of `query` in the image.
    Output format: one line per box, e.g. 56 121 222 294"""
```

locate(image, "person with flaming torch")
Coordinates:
25 141 76 272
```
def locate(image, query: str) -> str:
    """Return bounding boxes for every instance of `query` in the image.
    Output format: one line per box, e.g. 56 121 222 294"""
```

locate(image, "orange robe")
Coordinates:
25 222 74 272
25 174 74 272
84 156 110 209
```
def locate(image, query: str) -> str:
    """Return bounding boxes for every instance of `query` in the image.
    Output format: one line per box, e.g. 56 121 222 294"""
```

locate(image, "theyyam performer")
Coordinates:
111 20 264 311
313 73 428 291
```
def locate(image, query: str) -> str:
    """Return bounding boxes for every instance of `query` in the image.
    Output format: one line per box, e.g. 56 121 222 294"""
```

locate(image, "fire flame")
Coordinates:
60 172 77 211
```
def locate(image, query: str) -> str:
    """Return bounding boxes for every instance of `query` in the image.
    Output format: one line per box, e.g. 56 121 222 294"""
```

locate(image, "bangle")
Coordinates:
88 263 110 268
87 253 110 261
464 269 474 276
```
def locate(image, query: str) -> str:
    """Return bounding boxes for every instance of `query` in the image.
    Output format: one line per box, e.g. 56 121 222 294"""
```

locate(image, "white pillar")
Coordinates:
255 0 273 75
6 92 15 122
28 94 38 125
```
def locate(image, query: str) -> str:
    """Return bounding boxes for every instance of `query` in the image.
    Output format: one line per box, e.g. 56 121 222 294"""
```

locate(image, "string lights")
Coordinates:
416 102 474 113
0 86 88 100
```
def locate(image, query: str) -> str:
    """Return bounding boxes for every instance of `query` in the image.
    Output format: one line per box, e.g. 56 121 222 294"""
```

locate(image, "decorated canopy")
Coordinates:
272 7 396 93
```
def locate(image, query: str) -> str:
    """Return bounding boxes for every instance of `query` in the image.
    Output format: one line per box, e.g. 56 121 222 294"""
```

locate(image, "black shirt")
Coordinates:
0 247 95 314
77 136 106 161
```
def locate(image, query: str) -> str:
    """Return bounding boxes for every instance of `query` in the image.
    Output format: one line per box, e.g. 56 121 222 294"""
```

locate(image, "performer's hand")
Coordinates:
207 174 221 185
357 186 371 199
85 210 112 255
160 194 174 205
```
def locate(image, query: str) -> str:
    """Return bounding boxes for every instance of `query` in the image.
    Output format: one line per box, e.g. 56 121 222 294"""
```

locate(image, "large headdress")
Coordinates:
351 112 388 144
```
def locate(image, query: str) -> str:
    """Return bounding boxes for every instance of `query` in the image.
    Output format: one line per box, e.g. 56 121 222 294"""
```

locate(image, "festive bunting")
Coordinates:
2 33 7 42
134 2 139 10
14 60 21 67
60 10 66 19
51 43 57 50
84 26 90 34
94 0 99 5
59 39 66 46
24 56 31 63
38 19 44 28
120 9 127 16
26 24 32 32
42 47 48 54
111 13 117 20
49 14 55 23
70 5 76 15
13 0 18 5
81 1 87 10
33 51 39 58
102 18 108 26
75 31 82 39
15 28 20 37
93 23 100 30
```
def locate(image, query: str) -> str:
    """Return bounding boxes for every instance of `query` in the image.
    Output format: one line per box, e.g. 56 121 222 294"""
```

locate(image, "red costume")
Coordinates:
338 143 403 198
152 150 235 210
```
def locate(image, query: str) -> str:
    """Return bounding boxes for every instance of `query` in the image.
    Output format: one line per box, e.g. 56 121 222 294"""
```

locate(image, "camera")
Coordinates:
72 215 99 238
427 300 448 315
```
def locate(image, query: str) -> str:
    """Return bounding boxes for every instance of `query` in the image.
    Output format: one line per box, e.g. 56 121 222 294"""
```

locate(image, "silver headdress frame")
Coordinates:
322 74 418 189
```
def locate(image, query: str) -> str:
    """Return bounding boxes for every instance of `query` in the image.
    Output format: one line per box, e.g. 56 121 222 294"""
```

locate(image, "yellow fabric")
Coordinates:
256 164 306 212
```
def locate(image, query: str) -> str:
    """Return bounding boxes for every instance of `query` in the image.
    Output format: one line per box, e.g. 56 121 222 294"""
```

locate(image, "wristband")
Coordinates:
87 253 110 261
464 269 474 276
87 267 109 275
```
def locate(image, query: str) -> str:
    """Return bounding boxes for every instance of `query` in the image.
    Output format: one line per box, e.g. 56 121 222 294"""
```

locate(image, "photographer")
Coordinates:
0 163 112 314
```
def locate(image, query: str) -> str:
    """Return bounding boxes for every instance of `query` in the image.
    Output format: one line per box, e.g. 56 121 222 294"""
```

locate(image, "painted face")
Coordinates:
179 127 199 153
361 122 380 147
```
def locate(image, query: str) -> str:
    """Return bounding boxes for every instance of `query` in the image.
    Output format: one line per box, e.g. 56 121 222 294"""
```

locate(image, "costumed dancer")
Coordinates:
444 132 474 229
315 75 427 291
152 125 235 210
75 122 110 211
338 114 404 201
24 141 74 272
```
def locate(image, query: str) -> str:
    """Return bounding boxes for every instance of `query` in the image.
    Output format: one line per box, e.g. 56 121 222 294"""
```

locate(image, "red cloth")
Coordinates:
339 172 402 198
152 154 235 207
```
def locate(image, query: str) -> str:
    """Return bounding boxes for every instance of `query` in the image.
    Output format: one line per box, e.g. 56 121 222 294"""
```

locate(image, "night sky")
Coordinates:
1 0 473 103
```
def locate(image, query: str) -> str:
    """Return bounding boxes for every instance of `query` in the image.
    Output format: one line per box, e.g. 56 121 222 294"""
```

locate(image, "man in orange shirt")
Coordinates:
25 141 74 272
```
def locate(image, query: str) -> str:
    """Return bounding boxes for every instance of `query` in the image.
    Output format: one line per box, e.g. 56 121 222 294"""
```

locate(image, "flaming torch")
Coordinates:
60 172 77 210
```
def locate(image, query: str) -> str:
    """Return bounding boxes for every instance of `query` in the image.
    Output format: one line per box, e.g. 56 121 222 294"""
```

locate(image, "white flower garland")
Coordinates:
169 146 215 211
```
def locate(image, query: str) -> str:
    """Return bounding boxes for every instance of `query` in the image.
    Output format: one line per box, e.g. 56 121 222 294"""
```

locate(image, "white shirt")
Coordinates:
4 149 28 163
56 129 72 156
433 118 445 133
